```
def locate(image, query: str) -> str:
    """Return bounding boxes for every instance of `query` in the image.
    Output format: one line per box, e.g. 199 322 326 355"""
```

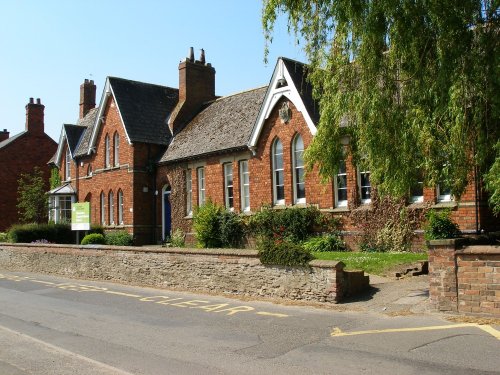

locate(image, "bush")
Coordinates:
169 228 185 247
81 233 106 245
193 200 246 248
303 233 347 252
105 231 133 246
0 232 9 242
424 209 460 240
249 205 324 243
259 239 313 267
88 225 104 236
8 223 73 244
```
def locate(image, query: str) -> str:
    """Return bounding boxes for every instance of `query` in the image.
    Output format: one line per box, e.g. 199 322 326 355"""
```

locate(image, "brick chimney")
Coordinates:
169 47 216 135
79 79 96 119
25 98 44 134
0 129 9 142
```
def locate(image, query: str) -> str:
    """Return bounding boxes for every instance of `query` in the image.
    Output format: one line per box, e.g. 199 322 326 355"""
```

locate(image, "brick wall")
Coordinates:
428 238 500 317
0 243 356 303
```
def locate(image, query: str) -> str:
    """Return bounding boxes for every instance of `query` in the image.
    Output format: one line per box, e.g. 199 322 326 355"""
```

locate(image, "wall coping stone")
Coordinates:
458 245 500 255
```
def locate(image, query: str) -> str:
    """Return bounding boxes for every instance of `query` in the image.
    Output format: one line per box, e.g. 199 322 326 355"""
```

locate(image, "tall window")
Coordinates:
240 160 250 212
100 192 106 225
186 169 192 216
197 167 205 206
224 163 234 209
358 168 371 204
272 138 285 205
65 148 71 180
114 132 120 167
109 190 114 224
336 159 348 207
118 189 124 224
292 134 306 204
105 134 110 168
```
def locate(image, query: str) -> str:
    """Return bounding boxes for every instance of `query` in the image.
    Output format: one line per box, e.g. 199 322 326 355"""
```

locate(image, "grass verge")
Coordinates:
312 252 428 276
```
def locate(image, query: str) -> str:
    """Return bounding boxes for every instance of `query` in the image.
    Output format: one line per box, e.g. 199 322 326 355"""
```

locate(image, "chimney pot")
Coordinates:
188 47 194 63
29 97 34 104
36 98 41 104
200 49 206 64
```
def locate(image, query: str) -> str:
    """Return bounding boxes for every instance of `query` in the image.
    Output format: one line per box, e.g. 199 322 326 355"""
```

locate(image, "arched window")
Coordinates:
109 190 114 224
272 138 285 205
100 192 106 225
114 132 120 167
292 134 305 204
87 164 92 177
118 189 124 224
104 134 110 168
65 148 71 180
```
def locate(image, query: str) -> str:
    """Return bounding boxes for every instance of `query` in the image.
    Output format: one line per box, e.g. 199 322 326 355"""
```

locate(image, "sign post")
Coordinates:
72 202 91 244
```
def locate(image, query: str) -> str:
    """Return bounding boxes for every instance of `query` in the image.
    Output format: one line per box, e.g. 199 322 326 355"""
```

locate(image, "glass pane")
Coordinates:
411 181 424 197
338 188 348 202
296 168 305 184
339 159 346 174
337 175 347 188
361 172 370 187
297 183 306 199
276 171 284 186
277 185 285 201
361 186 371 200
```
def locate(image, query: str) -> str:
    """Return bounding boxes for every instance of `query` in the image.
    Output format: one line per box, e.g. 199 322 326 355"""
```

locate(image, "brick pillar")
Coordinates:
428 239 460 312
79 79 96 119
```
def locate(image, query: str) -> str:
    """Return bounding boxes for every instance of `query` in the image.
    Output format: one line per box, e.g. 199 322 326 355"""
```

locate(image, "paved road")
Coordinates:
0 270 498 375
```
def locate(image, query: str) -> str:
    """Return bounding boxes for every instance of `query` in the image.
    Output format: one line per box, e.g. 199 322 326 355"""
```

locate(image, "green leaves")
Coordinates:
17 167 48 224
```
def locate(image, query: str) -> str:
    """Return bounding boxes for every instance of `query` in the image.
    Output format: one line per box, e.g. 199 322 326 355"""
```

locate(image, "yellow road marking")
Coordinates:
256 312 289 318
104 291 141 298
30 280 55 285
331 323 500 340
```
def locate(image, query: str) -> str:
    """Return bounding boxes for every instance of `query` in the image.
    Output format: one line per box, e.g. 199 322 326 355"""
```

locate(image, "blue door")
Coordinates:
163 187 172 239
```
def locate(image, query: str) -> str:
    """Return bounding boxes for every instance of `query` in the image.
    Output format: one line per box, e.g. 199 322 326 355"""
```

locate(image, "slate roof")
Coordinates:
0 131 26 150
281 57 319 125
108 77 179 146
160 86 267 163
64 124 86 156
74 108 99 157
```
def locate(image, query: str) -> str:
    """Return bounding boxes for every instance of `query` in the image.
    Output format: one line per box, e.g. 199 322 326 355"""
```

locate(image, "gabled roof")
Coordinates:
74 108 99 157
87 77 179 153
64 124 86 155
47 183 76 195
0 131 26 150
248 57 318 148
160 86 267 163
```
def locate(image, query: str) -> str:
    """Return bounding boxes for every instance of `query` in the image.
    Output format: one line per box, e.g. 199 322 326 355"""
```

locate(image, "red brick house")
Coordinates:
0 98 57 231
49 50 497 246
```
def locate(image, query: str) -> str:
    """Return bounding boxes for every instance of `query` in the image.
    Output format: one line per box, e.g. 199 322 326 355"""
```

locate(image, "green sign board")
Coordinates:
71 202 90 230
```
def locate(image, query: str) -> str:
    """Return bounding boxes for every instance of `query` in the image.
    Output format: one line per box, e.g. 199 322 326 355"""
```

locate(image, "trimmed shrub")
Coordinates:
424 209 460 240
0 232 9 242
8 223 73 244
81 233 106 245
105 231 133 246
259 239 313 267
303 233 347 252
88 225 105 236
219 210 245 248
169 228 185 248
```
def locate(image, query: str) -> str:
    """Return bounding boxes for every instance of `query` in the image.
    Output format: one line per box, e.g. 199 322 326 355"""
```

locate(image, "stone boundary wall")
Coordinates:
428 239 500 317
0 243 354 303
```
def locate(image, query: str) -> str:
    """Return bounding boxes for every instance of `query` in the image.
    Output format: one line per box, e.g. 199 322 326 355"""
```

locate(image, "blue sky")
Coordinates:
0 1 305 141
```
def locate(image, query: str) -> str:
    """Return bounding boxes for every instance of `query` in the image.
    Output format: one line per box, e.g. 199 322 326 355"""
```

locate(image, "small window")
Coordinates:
109 190 114 224
114 132 120 167
336 159 348 207
100 192 106 225
292 134 306 204
186 169 192 216
224 163 234 209
410 172 424 203
240 160 250 212
358 168 371 204
118 189 124 224
65 148 71 180
197 167 205 206
87 164 92 177
437 183 452 202
105 134 110 168
272 138 285 205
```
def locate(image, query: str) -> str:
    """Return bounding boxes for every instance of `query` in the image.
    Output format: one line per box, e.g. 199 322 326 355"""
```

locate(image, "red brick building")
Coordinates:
49 50 498 246
0 98 57 231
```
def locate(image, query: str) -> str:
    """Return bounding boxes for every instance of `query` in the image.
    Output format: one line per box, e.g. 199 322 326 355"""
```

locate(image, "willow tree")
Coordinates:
263 1 499 211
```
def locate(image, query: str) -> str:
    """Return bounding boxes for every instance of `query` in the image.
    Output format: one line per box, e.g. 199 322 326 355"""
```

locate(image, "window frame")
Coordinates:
100 192 106 225
358 168 371 204
437 184 452 202
118 189 124 224
65 148 71 181
292 134 306 204
186 169 192 216
113 132 120 167
335 159 348 207
108 190 114 225
197 167 205 206
239 160 250 212
272 138 285 205
105 134 110 168
223 163 234 210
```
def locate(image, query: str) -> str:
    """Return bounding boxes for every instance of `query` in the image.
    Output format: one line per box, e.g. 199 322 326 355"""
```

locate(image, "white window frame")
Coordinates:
292 134 306 204
105 134 110 168
437 184 452 202
109 190 114 225
358 168 371 204
118 189 124 224
100 192 106 225
335 159 348 207
65 148 71 181
186 169 192 216
240 160 250 212
197 167 205 206
114 132 120 167
48 195 74 223
272 138 285 205
410 179 424 203
224 163 234 210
